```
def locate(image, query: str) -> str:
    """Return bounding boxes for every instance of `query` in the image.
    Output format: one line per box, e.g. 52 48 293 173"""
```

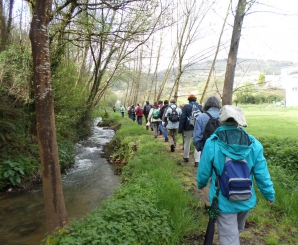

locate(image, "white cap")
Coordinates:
219 105 247 127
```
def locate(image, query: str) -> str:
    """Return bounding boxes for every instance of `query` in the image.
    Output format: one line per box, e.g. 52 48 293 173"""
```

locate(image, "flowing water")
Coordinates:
0 119 120 245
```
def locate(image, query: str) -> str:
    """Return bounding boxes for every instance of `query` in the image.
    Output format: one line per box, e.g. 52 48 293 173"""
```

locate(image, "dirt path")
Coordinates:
154 132 261 245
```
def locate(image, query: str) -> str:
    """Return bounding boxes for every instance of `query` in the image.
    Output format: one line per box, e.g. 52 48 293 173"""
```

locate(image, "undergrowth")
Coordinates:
45 108 298 245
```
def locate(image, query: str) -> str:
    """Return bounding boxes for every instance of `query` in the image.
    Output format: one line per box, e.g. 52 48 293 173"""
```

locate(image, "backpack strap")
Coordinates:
211 161 220 197
205 111 212 119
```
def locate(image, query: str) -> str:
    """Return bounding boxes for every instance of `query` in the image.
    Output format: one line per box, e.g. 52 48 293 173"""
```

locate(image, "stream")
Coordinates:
0 118 120 245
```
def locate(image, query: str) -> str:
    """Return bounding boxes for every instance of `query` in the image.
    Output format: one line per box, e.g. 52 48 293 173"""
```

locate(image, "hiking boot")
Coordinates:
165 137 168 142
170 145 175 152
183 158 189 162
194 162 198 167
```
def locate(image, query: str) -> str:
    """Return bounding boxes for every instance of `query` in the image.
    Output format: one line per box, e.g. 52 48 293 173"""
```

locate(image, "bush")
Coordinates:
260 137 298 175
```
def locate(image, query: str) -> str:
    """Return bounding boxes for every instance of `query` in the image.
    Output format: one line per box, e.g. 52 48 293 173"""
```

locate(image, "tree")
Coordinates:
0 0 14 51
258 73 265 86
200 1 230 104
222 0 255 105
29 0 68 234
172 0 213 101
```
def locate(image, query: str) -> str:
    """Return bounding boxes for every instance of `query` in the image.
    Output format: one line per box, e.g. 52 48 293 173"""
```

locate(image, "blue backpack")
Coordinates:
216 157 252 202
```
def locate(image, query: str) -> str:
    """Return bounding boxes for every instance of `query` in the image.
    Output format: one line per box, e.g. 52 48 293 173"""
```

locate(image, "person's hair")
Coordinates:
221 117 238 126
164 100 169 105
158 100 163 105
188 97 197 102
203 96 221 112
153 101 159 108
146 101 149 104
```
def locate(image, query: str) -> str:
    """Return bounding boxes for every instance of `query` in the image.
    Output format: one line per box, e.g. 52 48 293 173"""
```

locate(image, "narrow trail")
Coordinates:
151 130 259 245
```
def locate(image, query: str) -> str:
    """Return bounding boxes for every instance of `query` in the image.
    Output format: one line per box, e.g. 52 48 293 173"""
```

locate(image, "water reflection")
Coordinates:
0 119 120 245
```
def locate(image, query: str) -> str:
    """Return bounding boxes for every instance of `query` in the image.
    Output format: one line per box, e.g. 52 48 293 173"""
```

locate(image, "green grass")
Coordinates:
46 109 204 245
45 105 298 245
238 104 298 139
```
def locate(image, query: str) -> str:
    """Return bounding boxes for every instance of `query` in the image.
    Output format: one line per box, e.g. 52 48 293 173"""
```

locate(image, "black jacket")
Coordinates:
178 102 202 133
159 104 169 119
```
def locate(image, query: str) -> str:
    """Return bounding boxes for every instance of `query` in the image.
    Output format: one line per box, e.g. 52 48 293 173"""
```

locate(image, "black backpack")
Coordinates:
202 112 220 148
144 104 151 115
168 105 179 122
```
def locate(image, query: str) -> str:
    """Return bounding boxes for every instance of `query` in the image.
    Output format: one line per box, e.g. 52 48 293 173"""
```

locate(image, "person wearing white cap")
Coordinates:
197 105 275 245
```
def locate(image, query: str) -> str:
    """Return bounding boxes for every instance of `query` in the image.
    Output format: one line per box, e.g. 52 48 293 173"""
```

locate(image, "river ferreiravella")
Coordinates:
0 118 120 245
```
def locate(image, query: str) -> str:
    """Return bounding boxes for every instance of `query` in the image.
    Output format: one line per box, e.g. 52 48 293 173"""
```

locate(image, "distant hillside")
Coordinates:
165 59 296 76
194 59 295 75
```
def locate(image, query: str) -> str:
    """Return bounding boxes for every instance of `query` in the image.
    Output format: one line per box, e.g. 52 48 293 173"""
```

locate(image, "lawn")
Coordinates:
236 104 298 140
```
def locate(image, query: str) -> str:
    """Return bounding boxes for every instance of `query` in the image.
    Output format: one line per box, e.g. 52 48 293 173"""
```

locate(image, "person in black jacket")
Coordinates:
178 94 202 167
143 101 152 130
159 100 169 141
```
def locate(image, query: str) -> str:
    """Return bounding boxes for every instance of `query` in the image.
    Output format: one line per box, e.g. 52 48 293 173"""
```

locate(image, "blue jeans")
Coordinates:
137 116 143 125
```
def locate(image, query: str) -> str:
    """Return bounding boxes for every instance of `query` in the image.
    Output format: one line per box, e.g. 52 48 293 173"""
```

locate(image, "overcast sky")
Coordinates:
152 0 298 71
238 0 298 62
14 0 298 69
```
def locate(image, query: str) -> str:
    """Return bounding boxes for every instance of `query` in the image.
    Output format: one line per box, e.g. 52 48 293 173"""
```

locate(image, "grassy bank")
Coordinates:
46 110 205 244
46 106 298 245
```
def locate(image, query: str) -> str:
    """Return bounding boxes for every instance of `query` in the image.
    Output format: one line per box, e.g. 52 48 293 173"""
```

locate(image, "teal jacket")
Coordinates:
197 125 275 213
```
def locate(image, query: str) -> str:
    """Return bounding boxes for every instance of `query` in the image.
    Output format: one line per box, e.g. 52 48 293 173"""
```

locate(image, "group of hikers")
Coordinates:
113 94 275 245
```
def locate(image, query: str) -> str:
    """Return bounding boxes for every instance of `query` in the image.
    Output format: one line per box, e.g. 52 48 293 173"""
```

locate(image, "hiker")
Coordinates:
193 96 221 156
178 94 203 167
192 96 221 207
159 100 169 142
129 105 136 121
147 101 162 138
113 105 116 112
157 100 164 135
120 105 125 117
143 101 152 130
163 98 182 152
197 105 275 245
127 106 131 118
136 104 144 125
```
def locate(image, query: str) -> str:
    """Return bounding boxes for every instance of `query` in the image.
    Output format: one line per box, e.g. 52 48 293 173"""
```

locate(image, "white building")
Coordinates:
281 66 298 107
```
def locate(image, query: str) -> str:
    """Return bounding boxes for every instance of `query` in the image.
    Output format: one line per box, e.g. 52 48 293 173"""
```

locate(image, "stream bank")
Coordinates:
0 118 120 245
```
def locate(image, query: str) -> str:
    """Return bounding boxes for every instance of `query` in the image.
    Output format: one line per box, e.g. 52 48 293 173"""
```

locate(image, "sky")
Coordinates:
153 0 298 71
238 0 298 62
12 0 298 70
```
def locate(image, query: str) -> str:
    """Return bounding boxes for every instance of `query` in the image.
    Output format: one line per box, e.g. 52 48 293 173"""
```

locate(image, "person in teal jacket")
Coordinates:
197 105 275 245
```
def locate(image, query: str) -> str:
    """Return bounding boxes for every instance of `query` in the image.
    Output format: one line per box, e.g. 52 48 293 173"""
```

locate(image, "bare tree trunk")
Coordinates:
0 0 6 51
145 37 154 102
157 47 177 101
5 0 14 46
29 0 68 234
135 47 143 104
75 42 89 86
222 0 247 106
200 1 230 104
123 80 130 107
151 35 162 101
173 64 182 101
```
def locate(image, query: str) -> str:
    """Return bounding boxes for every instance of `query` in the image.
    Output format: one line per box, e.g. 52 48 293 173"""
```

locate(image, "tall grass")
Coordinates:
46 109 204 245
239 104 298 139
46 106 298 245
237 104 298 243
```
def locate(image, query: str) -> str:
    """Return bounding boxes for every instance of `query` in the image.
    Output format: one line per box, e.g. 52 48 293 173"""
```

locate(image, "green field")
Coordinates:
236 104 298 140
